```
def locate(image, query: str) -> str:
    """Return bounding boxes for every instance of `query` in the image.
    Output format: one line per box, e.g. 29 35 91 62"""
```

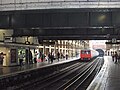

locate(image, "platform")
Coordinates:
87 56 120 90
0 57 79 78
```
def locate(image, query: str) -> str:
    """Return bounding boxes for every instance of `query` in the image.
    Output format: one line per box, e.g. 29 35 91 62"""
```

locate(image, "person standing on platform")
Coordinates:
66 52 68 60
41 53 44 62
108 51 109 56
114 51 118 63
50 52 54 63
112 51 114 62
34 51 38 63
48 52 51 63
19 51 24 66
25 50 29 64
29 50 33 64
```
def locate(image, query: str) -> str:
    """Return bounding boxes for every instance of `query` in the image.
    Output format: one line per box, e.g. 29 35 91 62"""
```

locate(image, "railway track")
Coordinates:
59 58 100 90
16 61 86 90
17 57 103 90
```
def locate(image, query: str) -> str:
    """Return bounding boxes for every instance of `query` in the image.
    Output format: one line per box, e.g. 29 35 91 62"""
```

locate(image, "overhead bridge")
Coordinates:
0 8 120 40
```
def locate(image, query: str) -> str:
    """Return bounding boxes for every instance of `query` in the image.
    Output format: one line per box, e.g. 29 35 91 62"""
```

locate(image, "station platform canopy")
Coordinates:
0 0 120 11
1 0 120 40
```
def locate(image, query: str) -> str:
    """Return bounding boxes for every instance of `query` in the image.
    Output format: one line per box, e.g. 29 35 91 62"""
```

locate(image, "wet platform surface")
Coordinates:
0 57 79 78
87 56 120 90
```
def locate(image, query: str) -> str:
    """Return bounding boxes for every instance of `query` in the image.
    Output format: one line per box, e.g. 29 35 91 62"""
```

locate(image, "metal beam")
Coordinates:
0 8 120 40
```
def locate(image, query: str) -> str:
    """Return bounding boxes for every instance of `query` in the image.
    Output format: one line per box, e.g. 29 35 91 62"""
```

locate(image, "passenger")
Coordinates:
66 53 68 60
48 52 51 63
118 53 120 63
25 50 29 64
37 51 42 62
114 52 118 63
34 51 38 63
19 51 24 66
76 51 78 57
108 51 109 56
29 50 33 64
112 52 114 62
41 53 45 62
50 52 54 63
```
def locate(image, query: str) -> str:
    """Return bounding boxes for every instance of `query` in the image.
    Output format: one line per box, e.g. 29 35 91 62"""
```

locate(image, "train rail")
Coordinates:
49 59 99 90
21 57 103 90
15 61 86 90
13 57 103 90
61 58 100 90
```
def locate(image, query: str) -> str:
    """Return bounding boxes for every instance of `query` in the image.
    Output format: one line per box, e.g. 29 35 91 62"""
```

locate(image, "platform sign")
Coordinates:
4 36 13 42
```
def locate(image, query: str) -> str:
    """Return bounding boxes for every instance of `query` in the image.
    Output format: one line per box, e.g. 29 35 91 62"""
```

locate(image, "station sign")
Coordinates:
106 38 119 44
4 36 13 42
